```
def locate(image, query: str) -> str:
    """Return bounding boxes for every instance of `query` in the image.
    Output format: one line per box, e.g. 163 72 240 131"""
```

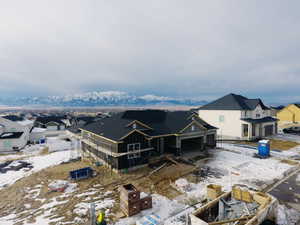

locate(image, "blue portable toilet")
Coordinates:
258 140 270 157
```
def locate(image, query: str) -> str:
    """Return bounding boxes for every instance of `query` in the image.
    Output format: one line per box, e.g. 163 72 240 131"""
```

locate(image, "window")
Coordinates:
256 114 260 118
242 124 249 137
191 125 195 131
219 115 225 122
132 123 137 129
127 143 141 159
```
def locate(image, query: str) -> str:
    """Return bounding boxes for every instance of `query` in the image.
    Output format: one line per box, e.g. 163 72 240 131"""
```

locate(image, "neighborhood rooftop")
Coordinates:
35 116 68 125
82 110 217 141
2 115 24 121
198 93 270 110
0 132 24 139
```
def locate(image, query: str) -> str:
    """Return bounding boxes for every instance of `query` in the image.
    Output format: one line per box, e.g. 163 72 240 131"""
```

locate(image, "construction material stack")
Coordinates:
207 184 222 200
120 184 152 217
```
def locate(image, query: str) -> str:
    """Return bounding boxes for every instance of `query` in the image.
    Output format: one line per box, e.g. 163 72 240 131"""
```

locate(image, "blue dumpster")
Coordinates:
258 140 270 158
69 167 94 180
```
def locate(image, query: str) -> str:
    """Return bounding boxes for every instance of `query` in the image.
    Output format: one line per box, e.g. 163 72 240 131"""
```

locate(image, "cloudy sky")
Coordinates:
0 1 299 103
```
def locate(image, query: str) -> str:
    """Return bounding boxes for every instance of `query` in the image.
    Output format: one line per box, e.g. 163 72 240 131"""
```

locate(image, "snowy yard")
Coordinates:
0 138 77 190
0 183 116 225
175 149 296 200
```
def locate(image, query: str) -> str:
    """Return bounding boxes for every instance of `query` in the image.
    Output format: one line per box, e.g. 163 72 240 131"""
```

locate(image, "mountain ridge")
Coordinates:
0 91 208 107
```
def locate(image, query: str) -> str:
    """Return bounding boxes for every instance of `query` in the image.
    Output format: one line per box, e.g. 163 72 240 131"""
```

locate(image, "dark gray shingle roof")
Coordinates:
2 115 24 121
0 132 24 139
198 93 269 110
82 110 217 141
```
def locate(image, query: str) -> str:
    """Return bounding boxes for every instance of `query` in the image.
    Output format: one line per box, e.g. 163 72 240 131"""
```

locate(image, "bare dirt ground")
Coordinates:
237 139 299 151
0 157 194 225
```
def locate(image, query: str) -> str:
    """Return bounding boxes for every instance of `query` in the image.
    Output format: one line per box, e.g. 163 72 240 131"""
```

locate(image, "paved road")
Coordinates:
269 169 300 211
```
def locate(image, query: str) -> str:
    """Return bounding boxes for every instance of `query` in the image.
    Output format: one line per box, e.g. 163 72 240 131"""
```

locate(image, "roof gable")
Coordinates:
294 104 300 109
199 93 269 111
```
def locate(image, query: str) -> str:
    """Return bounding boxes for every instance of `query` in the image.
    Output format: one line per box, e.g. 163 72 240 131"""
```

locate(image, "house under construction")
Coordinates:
77 110 217 172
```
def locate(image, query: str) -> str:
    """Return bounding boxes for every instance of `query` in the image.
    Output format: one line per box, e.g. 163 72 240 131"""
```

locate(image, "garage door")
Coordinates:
181 137 204 151
207 134 216 146
264 125 274 136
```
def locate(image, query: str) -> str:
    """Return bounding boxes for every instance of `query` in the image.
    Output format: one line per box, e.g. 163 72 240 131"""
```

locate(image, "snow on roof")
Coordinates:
31 127 47 133
17 120 34 126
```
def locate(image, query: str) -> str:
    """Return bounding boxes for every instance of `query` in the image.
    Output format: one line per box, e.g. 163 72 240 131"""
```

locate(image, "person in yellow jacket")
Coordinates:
96 211 107 225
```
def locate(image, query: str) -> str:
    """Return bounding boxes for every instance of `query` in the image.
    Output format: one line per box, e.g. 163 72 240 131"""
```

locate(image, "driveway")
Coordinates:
269 169 300 211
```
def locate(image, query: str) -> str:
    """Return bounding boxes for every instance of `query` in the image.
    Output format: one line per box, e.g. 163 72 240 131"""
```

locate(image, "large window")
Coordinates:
242 124 249 137
219 115 225 123
127 143 141 159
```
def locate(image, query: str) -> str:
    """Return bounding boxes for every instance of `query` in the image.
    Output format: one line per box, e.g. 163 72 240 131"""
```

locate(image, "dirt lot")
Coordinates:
0 157 195 225
237 139 299 151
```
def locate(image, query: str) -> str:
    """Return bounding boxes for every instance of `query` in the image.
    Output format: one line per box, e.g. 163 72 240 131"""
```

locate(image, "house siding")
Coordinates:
277 104 300 125
198 110 243 139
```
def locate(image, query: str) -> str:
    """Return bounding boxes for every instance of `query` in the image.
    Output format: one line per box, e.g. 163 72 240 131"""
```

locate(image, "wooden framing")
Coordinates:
179 120 207 134
119 129 150 140
126 120 153 130
79 128 121 144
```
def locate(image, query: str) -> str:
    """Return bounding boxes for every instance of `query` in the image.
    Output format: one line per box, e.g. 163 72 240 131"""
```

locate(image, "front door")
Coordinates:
264 125 274 136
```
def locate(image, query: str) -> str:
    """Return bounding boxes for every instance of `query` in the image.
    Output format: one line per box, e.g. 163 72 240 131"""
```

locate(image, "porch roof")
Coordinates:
241 116 277 124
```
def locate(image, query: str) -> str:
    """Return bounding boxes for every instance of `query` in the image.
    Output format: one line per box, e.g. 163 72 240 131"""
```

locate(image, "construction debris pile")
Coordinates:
0 160 33 173
190 185 273 225
120 184 152 217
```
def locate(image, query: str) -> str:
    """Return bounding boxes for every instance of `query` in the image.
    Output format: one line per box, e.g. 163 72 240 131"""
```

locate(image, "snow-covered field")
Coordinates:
0 138 77 190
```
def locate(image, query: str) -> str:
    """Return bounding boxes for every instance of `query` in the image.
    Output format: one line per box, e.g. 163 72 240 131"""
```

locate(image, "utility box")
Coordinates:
207 184 222 200
120 200 141 217
120 184 141 204
120 184 153 217
140 196 152 210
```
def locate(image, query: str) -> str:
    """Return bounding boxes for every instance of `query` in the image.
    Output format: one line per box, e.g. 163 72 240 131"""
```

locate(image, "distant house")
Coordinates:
79 110 217 172
2 115 24 122
76 116 103 126
270 105 285 117
29 127 47 144
0 117 32 151
198 93 277 140
277 104 300 125
35 116 70 131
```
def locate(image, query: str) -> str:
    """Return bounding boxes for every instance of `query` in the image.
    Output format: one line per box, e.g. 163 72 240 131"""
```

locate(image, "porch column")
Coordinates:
160 137 164 154
176 136 181 155
176 136 181 149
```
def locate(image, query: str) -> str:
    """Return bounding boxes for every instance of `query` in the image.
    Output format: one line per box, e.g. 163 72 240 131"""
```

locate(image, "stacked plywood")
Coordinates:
207 184 222 200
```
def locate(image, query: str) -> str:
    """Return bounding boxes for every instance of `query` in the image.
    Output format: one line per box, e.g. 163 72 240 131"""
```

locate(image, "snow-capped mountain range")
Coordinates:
0 91 207 107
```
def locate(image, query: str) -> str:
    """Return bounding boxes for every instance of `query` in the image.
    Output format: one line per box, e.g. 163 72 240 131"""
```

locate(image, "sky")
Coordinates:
0 0 299 103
